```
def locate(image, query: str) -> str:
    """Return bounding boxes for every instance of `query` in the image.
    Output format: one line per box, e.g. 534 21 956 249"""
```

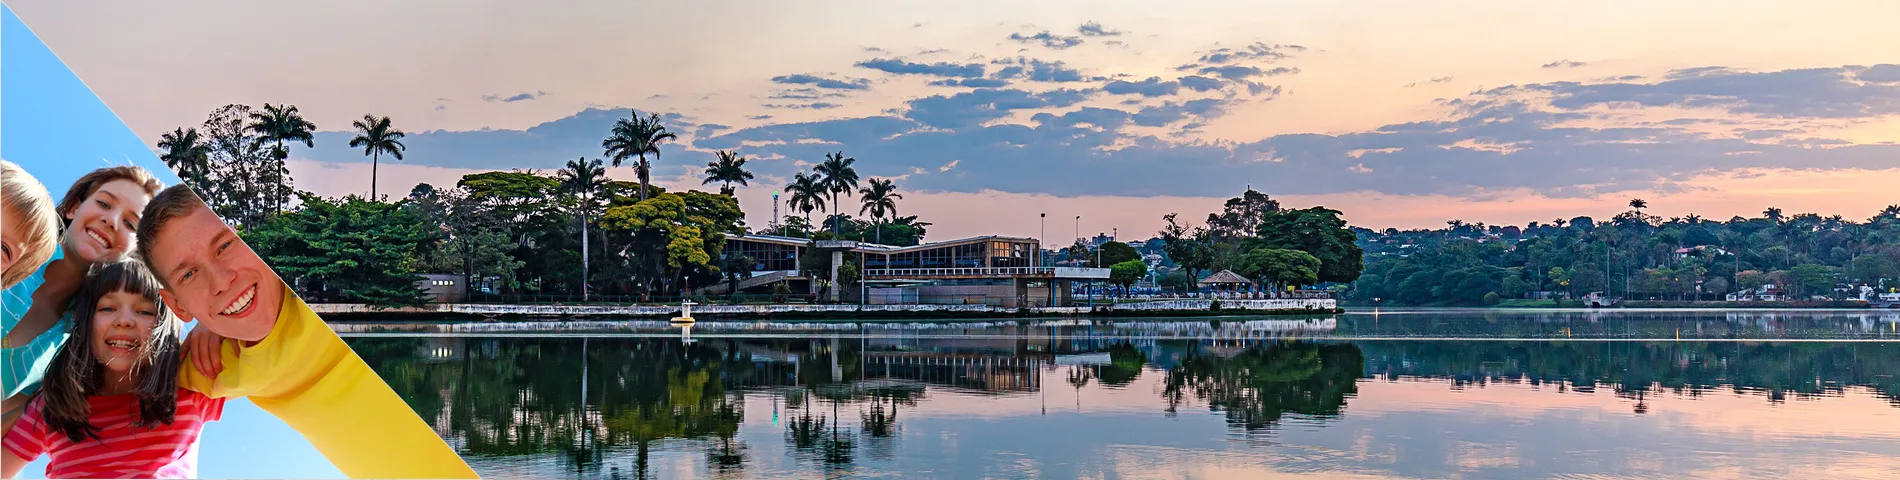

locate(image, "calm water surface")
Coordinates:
345 309 1900 479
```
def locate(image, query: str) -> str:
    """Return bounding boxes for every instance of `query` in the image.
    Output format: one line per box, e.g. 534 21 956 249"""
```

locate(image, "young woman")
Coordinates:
2 257 223 479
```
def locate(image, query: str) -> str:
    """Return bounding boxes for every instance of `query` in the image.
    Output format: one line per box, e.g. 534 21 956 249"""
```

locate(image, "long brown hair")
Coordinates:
54 165 164 222
40 255 183 443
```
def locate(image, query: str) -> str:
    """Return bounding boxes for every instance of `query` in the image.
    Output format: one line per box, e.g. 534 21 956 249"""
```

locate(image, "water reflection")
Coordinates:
348 321 1900 478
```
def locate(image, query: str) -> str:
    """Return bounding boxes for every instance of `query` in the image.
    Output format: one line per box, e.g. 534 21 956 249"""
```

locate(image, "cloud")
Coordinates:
1130 98 1232 127
748 114 774 120
1196 65 1299 81
1405 76 1454 87
482 91 548 102
694 123 731 138
1031 107 1132 130
938 160 960 172
1104 77 1181 97
991 57 1092 83
1077 21 1123 37
1178 75 1224 92
900 88 1096 129
686 63 1900 199
770 73 872 90
1859 64 1900 83
855 57 987 78
769 88 849 100
763 102 842 110
1542 59 1590 69
1195 42 1306 64
325 63 1900 202
300 108 706 175
1008 31 1084 49
930 78 1012 88
1488 64 1900 118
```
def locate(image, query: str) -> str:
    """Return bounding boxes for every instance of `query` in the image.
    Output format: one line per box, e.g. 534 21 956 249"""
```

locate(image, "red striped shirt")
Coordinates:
3 388 224 479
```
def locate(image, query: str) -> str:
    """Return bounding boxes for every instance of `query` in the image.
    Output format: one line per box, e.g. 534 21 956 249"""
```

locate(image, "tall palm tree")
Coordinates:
601 110 676 202
349 114 406 201
814 151 860 235
1628 198 1648 211
560 157 608 301
701 150 754 196
785 172 826 236
858 178 901 244
247 103 316 214
1763 207 1784 224
157 127 214 196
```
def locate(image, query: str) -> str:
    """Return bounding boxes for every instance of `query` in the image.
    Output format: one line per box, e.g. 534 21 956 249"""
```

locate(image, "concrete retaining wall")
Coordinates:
309 298 1335 317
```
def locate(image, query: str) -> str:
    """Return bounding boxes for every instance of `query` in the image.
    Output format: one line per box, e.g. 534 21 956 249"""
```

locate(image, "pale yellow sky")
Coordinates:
9 0 1899 239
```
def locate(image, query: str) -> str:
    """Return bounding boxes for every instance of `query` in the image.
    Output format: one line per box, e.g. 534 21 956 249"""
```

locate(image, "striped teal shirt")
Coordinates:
2 247 72 398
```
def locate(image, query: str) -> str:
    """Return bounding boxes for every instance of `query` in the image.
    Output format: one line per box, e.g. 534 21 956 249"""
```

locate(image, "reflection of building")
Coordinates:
719 234 1110 307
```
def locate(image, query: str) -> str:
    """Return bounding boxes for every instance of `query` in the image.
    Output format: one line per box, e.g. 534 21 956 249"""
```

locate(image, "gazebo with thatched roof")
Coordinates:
1198 269 1254 296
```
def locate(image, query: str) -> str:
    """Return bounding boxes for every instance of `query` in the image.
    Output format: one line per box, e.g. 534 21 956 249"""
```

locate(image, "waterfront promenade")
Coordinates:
309 298 1340 319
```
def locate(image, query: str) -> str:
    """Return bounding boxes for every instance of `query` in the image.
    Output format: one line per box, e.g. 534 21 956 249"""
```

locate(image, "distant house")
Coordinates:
1675 245 1730 259
418 273 464 303
1726 284 1784 302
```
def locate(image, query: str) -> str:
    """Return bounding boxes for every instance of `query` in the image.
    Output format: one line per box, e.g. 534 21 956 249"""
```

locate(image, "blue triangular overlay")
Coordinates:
1 5 345 478
1 6 178 188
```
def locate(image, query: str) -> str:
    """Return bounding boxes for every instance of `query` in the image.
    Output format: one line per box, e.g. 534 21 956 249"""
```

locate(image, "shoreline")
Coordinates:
311 298 1343 321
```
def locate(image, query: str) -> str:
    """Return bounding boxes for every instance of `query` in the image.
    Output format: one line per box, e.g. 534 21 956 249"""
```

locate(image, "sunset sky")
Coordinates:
9 0 1899 240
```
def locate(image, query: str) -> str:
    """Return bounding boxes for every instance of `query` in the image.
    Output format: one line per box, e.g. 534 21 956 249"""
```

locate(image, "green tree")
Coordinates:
249 193 433 307
560 158 609 301
1252 207 1364 283
1109 259 1147 296
602 109 677 202
1158 213 1215 285
349 114 407 202
857 178 901 244
785 172 827 234
1788 264 1838 297
1241 248 1321 291
247 103 315 216
814 151 861 235
156 127 215 202
1091 241 1140 268
1848 254 1899 285
701 150 754 196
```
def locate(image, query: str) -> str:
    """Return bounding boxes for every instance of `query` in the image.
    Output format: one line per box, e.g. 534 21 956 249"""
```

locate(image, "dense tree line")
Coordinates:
156 104 936 306
1348 201 1900 305
1153 189 1363 292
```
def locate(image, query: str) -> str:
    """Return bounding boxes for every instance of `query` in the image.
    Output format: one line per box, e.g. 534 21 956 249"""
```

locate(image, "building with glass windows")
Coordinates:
715 234 1110 307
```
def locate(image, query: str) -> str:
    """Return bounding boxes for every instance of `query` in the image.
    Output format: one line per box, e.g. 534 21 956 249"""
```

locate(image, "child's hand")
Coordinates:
182 327 233 378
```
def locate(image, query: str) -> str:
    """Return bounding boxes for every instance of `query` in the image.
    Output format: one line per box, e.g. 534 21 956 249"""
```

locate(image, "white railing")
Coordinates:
864 267 1053 277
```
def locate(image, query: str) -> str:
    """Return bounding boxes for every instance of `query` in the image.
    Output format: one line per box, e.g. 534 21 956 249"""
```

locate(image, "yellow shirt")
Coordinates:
179 290 477 479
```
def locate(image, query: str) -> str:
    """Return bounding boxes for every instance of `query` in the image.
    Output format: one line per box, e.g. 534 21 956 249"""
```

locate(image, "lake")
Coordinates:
341 309 1900 479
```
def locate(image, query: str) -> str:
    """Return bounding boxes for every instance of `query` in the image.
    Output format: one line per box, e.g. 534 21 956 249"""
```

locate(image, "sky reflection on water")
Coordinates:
344 310 1900 479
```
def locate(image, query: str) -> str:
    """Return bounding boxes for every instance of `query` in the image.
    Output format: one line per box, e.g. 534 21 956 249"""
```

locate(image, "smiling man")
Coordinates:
135 184 476 479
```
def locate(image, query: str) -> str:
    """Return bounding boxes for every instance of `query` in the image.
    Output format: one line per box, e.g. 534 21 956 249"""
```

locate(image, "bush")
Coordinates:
1483 292 1502 305
1209 299 1223 311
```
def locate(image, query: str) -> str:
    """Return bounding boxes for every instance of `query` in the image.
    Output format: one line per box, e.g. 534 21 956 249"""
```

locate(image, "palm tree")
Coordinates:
785 172 826 235
601 110 676 202
560 157 608 302
247 103 316 214
157 127 214 196
348 114 406 201
858 178 902 244
1763 207 1784 224
1628 198 1648 211
814 151 860 235
701 150 754 196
